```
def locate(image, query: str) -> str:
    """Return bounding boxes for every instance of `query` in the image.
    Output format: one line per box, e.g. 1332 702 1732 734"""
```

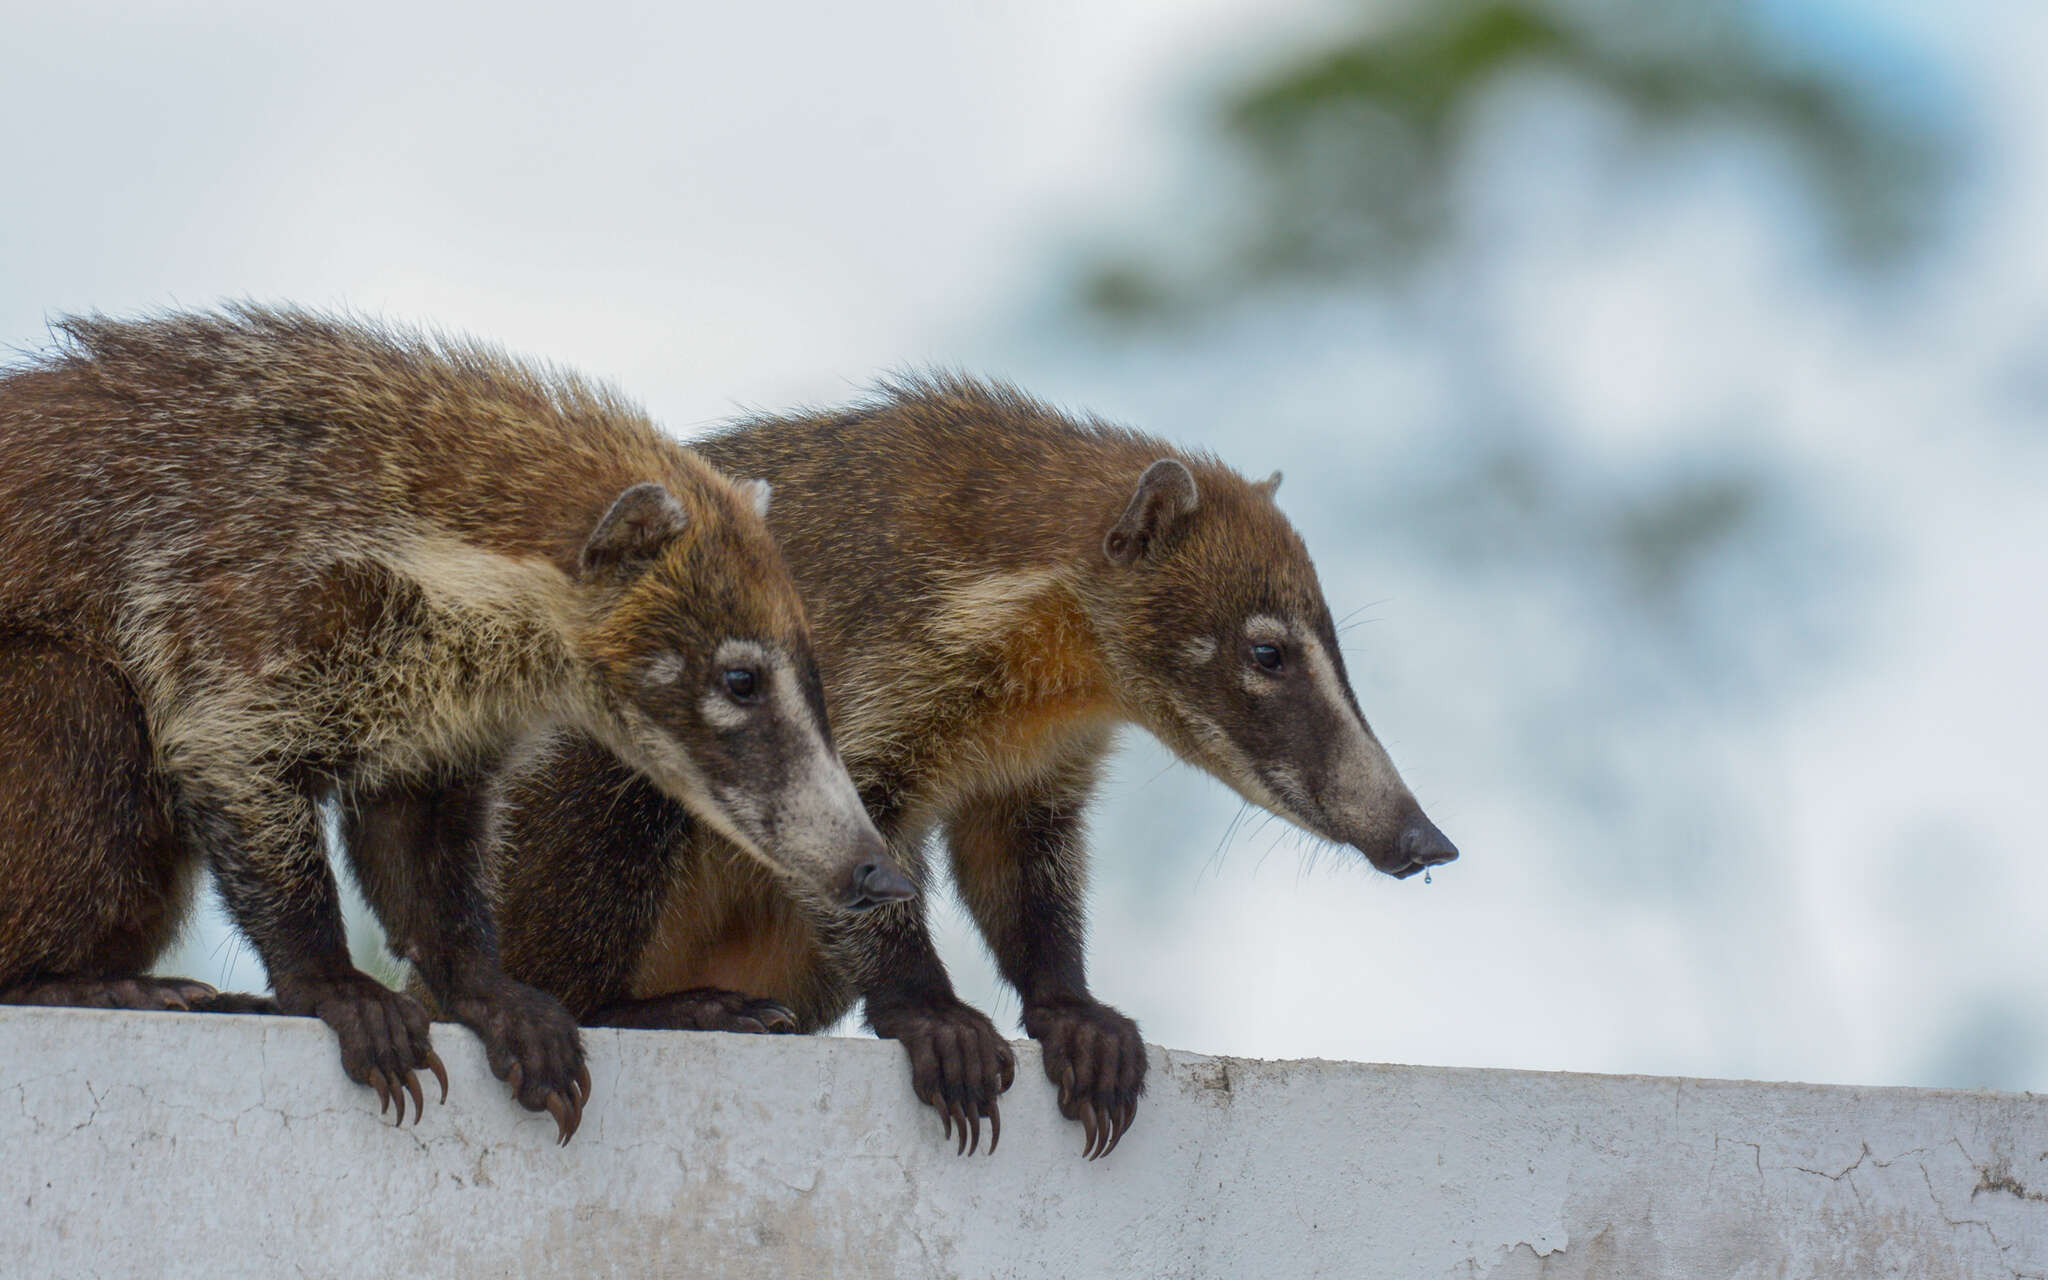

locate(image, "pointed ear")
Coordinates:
1258 470 1282 498
736 478 772 519
1104 458 1199 565
581 483 689 578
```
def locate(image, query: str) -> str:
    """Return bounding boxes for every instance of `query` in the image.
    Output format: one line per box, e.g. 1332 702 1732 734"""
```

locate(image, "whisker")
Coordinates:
1335 598 1390 628
1248 810 1287 873
1135 753 1182 791
1204 802 1252 880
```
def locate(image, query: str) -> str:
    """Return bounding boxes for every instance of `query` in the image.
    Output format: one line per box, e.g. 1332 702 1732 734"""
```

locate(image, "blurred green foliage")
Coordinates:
1084 0 1946 318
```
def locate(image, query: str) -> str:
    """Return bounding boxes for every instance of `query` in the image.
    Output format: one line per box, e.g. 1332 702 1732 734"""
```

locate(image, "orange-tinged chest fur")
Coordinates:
912 573 1118 807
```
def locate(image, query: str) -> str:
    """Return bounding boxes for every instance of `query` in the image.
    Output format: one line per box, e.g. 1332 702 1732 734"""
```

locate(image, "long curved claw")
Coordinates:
371 1070 394 1121
952 1103 970 1157
401 1070 425 1126
965 1106 982 1157
1106 1099 1137 1156
1079 1099 1099 1159
940 1105 954 1145
545 1092 577 1145
425 1049 450 1104
1100 1103 1129 1158
575 1061 593 1105
986 1097 1002 1155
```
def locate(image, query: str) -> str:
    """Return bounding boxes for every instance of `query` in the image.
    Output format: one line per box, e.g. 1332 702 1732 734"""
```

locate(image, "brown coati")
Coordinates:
0 306 905 1142
490 376 1457 1157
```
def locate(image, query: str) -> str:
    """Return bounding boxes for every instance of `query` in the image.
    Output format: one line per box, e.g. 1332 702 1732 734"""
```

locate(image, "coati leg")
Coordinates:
181 766 445 1125
836 786 1016 1156
339 773 590 1142
842 893 1017 1156
946 768 1145 1160
0 636 219 1012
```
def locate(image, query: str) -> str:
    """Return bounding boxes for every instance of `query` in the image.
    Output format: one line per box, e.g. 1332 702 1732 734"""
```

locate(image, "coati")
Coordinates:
490 376 1457 1157
0 306 906 1142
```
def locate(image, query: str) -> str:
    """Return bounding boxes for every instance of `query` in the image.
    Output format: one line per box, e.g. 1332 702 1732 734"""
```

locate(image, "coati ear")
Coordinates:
736 478 772 519
1104 458 1199 565
581 483 689 578
1258 470 1283 498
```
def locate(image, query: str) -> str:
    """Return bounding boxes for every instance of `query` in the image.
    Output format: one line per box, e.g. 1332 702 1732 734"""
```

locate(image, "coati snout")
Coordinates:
1098 459 1458 881
576 483 909 911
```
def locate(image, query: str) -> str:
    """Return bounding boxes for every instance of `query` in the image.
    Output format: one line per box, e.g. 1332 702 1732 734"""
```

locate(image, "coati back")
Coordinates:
0 307 901 1140
492 376 1456 1156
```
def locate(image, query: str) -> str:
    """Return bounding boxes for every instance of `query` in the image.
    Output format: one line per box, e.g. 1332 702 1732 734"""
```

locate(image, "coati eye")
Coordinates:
1250 642 1285 673
722 668 761 701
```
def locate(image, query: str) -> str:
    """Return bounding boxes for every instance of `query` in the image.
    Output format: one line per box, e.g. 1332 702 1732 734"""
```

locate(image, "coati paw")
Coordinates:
186 990 283 1015
446 979 591 1145
586 988 800 1034
868 994 1017 1156
1 974 221 1012
1025 996 1146 1160
275 970 448 1129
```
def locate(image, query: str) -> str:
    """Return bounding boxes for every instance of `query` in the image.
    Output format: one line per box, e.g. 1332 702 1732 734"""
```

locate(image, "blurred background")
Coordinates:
4 0 2041 1092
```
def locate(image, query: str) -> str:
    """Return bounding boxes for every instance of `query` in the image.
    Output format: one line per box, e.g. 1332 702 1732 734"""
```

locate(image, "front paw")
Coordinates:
1024 996 1145 1159
275 969 448 1127
446 978 592 1144
868 993 1017 1155
586 988 800 1033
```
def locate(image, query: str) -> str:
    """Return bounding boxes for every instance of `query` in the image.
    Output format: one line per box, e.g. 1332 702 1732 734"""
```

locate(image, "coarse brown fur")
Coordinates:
0 305 888 1140
492 376 1456 1157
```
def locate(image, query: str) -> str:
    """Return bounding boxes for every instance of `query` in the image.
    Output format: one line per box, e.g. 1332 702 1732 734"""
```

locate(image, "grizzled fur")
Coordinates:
492 376 1457 1157
0 306 885 1141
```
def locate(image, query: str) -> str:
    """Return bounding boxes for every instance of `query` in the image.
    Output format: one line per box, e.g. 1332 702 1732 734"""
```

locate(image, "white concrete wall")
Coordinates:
3 1007 2044 1278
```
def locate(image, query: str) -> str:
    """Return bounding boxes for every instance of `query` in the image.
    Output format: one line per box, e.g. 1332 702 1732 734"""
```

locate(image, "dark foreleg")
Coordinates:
340 769 589 1143
828 860 1016 1157
946 767 1144 1160
185 775 444 1125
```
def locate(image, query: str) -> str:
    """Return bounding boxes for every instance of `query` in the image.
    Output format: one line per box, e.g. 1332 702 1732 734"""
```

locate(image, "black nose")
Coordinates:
843 860 917 909
1394 817 1459 879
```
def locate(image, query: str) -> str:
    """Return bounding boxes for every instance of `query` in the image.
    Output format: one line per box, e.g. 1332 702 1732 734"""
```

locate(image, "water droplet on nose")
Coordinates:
1424 869 1432 885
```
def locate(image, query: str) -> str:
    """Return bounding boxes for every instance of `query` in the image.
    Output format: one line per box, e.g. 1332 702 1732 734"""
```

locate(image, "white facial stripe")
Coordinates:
771 650 816 735
1180 636 1218 667
714 638 771 671
700 690 749 731
1243 614 1288 642
643 652 686 686
1297 630 1402 809
1296 632 1352 721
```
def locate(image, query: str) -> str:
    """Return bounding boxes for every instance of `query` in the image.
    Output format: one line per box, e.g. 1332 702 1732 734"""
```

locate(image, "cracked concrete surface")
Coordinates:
2 1008 2044 1278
